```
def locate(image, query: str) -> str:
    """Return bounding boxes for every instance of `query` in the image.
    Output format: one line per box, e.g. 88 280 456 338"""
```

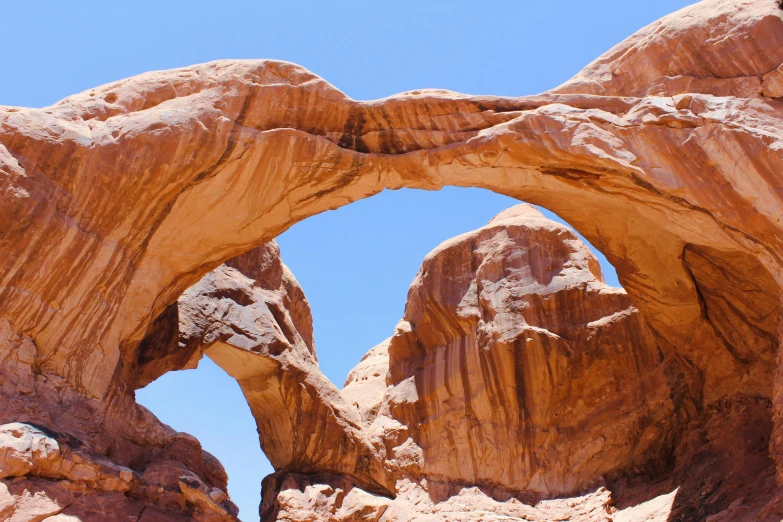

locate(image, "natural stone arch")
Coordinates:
3 52 781 399
1 0 783 518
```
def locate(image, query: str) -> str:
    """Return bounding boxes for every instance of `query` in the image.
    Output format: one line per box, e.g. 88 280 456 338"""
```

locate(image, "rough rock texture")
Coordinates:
250 206 778 521
1 0 783 519
0 422 238 521
555 0 783 98
177 242 391 495
264 474 617 522
379 205 679 498
342 340 390 426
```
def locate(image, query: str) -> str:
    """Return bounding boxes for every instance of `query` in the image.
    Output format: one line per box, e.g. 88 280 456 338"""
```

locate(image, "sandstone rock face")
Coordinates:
177 242 391 495
1 0 782 520
342 339 390 425
260 474 390 522
0 422 238 521
0 312 240 520
247 207 777 521
264 474 617 522
554 0 783 98
379 205 680 498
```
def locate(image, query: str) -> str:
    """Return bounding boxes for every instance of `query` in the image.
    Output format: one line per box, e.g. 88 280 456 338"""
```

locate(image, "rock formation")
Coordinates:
177 243 391 496
379 204 679 499
248 205 779 521
0 401 239 520
1 0 783 519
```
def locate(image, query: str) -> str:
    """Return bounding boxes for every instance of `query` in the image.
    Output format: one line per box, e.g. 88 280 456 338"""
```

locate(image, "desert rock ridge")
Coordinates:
0 0 782 519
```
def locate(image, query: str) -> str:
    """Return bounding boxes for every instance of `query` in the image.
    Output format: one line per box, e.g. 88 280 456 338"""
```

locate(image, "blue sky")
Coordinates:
4 1 694 519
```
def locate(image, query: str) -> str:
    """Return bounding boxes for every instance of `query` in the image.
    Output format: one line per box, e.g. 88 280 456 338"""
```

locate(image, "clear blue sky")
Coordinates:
4 1 694 519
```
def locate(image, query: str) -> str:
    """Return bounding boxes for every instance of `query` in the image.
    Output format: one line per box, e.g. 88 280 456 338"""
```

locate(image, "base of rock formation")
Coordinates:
256 399 783 521
0 422 238 522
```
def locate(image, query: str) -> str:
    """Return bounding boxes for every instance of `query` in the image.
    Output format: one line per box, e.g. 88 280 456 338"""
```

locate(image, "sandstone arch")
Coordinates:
1 0 780 402
1 0 783 519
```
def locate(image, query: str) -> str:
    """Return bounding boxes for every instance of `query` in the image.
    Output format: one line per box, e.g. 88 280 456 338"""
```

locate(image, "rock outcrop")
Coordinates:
1 0 783 519
379 205 680 498
249 205 778 521
177 242 391 496
0 419 238 521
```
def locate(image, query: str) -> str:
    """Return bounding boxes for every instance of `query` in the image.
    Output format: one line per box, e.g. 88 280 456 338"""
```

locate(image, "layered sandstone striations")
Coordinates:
176 242 391 495
256 206 779 521
0 0 782 520
378 205 680 498
0 405 239 520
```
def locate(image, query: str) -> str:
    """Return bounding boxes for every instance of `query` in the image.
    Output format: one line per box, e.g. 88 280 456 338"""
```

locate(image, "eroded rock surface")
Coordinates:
177 242 391 496
1 0 783 519
245 206 779 521
0 422 238 521
377 205 681 498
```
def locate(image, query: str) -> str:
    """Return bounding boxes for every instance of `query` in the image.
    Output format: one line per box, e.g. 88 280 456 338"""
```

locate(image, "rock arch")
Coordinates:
1 0 783 519
1 0 781 402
